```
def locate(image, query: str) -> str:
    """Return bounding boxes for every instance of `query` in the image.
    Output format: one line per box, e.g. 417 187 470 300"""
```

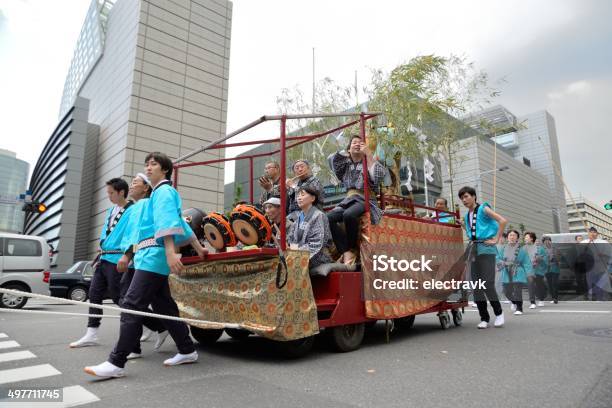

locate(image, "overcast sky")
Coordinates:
0 0 610 206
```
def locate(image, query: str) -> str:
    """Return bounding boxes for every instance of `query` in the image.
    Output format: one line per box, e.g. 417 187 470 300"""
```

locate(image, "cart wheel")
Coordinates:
438 312 451 330
225 328 251 340
330 323 365 352
276 336 315 359
452 309 463 326
394 315 415 330
190 326 224 345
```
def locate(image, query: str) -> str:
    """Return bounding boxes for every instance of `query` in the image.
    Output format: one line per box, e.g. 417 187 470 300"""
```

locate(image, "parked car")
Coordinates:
0 233 51 309
50 261 94 302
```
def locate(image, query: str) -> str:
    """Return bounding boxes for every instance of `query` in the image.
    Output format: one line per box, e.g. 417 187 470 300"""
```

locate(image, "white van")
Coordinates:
0 232 51 309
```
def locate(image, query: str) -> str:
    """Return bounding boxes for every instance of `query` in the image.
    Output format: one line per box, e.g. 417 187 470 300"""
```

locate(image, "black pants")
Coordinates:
545 273 559 301
528 275 547 303
118 269 166 354
109 269 195 368
327 201 365 253
503 282 524 312
88 260 121 328
471 254 502 322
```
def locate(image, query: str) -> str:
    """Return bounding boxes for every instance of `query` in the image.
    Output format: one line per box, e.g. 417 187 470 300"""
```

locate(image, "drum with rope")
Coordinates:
229 204 272 247
202 212 237 250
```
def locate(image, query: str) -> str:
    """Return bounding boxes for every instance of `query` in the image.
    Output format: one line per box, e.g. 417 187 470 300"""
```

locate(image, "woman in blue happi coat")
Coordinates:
523 232 548 309
497 230 532 314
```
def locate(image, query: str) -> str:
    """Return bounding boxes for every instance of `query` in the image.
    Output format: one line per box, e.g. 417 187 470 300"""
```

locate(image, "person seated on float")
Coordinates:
424 197 455 224
287 186 333 269
258 160 281 208
263 197 283 246
327 135 386 265
286 159 323 221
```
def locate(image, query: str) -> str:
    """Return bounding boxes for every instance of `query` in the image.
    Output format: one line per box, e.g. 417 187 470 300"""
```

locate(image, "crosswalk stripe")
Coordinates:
0 351 36 363
0 333 8 339
0 341 20 350
0 364 61 385
62 385 101 407
0 385 100 407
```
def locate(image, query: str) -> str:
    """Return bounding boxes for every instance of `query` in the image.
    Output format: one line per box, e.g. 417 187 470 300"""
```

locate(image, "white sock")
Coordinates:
86 327 98 337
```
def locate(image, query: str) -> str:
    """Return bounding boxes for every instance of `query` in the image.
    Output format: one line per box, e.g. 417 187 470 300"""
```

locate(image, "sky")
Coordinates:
0 0 610 207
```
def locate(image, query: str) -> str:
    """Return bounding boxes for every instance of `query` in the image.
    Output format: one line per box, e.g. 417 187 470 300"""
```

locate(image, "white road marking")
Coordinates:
0 385 100 407
539 310 611 314
0 333 8 338
0 341 20 350
0 364 61 385
0 350 36 363
62 385 101 407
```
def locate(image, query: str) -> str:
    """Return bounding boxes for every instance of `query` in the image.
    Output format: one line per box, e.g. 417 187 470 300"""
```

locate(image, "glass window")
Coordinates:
5 238 42 257
82 262 95 277
64 262 82 274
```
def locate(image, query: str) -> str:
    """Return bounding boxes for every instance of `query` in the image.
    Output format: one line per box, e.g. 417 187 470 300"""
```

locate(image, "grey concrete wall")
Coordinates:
442 135 555 238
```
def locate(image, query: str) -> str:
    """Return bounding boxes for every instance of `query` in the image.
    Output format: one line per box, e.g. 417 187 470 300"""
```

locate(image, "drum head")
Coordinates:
204 223 226 250
232 218 259 246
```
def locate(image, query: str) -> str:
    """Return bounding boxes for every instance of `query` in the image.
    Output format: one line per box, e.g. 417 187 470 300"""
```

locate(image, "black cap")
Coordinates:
588 226 598 233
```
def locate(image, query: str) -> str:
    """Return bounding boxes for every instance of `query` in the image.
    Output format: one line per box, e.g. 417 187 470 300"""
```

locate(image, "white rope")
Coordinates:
0 308 121 319
0 288 240 329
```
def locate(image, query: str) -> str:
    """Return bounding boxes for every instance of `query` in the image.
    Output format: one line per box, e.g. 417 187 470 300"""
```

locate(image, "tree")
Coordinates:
366 55 502 206
276 77 359 186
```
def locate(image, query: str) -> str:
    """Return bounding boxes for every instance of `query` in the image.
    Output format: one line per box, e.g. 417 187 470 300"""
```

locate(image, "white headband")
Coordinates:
136 172 150 185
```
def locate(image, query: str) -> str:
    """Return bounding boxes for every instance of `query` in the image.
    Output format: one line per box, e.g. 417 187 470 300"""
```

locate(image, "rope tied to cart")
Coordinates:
0 287 242 329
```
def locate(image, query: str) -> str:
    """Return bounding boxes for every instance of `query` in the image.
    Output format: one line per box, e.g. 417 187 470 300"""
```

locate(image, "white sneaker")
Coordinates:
477 321 488 329
84 361 125 378
510 304 517 312
537 301 545 307
126 352 142 360
502 300 511 304
140 328 153 342
154 331 169 351
529 303 536 309
163 351 198 366
513 310 523 315
494 313 505 327
550 300 555 304
70 328 99 348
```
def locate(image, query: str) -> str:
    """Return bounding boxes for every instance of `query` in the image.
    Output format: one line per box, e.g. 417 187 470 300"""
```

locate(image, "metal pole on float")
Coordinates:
360 113 370 216
279 115 287 251
249 157 254 203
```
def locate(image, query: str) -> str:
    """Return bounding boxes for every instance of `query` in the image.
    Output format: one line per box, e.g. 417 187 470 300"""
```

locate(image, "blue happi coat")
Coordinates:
99 203 135 264
133 181 194 276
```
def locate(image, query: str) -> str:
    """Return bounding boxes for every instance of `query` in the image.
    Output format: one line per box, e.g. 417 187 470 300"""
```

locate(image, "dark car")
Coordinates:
50 261 94 301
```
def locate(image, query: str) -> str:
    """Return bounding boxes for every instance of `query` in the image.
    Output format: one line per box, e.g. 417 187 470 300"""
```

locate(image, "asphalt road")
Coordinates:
1 300 611 408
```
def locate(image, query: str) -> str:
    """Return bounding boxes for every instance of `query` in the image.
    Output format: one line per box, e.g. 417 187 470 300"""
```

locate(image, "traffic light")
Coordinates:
22 201 47 214
605 201 612 211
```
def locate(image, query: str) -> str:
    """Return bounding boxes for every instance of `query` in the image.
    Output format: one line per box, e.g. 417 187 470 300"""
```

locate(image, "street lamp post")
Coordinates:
443 165 510 205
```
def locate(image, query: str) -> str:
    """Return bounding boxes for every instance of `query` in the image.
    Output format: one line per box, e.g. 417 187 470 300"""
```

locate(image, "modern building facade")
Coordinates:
29 0 232 269
0 149 29 233
566 195 612 240
464 105 568 233
440 134 555 237
24 98 99 272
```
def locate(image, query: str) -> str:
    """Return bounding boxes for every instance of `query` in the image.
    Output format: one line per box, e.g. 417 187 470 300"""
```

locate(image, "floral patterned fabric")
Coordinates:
361 216 467 319
169 249 319 341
